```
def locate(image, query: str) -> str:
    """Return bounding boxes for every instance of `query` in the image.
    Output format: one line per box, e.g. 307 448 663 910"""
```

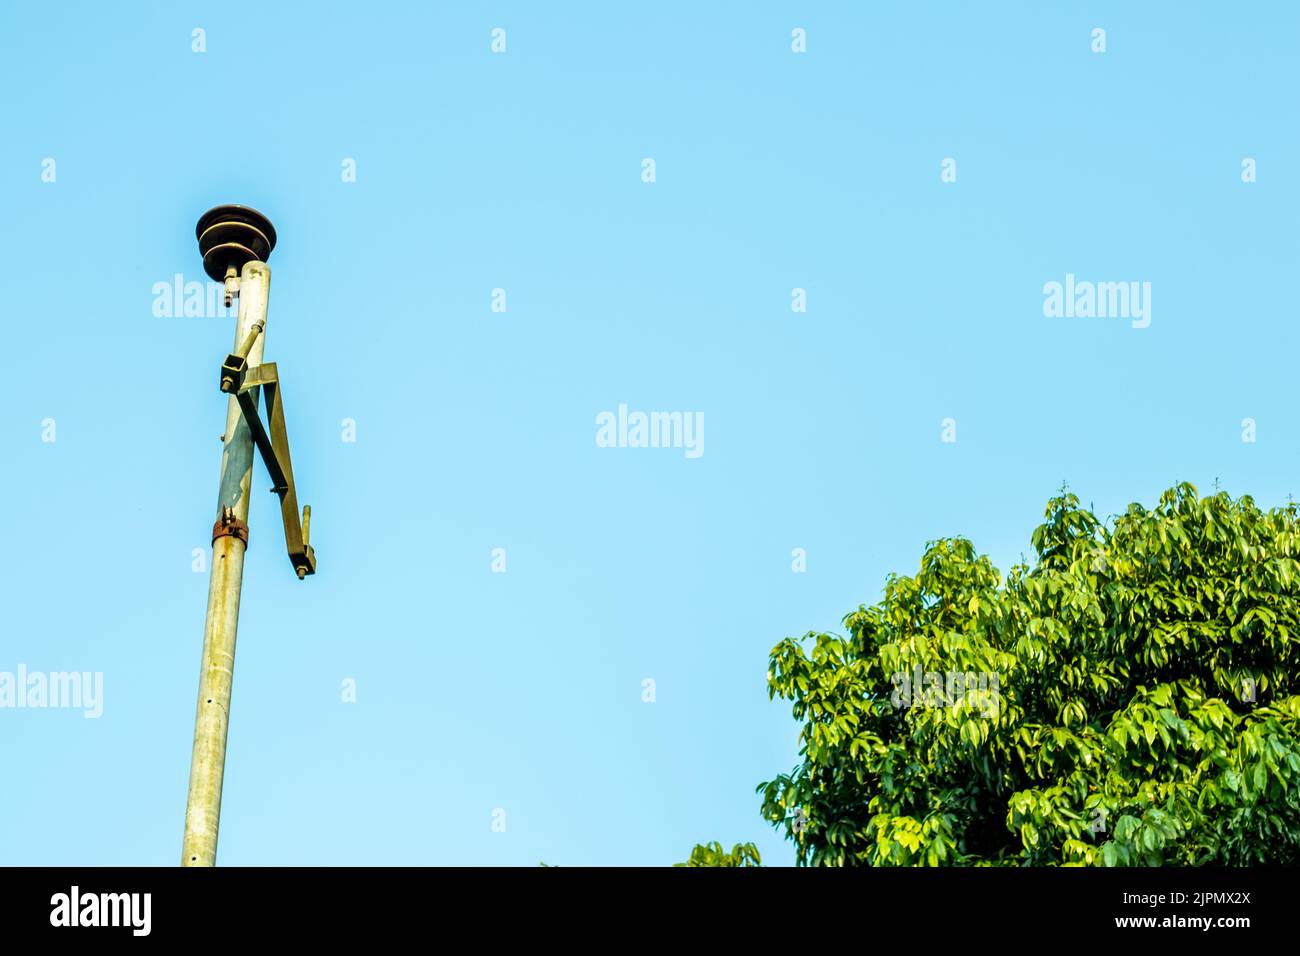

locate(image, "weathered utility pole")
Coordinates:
182 205 316 867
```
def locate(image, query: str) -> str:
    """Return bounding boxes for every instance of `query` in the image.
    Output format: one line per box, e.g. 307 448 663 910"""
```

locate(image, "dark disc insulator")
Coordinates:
195 204 278 282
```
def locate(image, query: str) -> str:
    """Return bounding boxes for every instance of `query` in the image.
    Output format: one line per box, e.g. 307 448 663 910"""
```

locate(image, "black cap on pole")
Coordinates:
196 204 278 282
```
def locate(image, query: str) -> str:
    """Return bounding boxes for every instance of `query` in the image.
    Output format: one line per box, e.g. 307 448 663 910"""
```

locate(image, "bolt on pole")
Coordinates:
182 205 316 867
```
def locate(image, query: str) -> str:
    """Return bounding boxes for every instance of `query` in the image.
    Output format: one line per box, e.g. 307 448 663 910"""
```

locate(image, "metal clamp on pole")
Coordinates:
226 360 317 579
219 321 264 394
211 505 250 546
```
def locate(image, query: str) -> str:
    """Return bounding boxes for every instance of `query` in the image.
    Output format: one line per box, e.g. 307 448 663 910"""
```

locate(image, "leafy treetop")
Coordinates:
743 484 1300 865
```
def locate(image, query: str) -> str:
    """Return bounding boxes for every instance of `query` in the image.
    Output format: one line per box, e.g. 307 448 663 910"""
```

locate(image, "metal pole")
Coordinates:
181 260 270 867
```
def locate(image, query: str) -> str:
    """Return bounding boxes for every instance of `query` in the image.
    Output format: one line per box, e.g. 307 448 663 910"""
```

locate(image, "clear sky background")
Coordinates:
1 2 1297 866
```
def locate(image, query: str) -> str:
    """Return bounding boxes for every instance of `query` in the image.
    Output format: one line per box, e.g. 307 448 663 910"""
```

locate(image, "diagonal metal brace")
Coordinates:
219 352 316 579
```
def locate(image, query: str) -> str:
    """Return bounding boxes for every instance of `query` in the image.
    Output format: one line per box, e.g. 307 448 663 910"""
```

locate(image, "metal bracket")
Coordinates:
219 341 316 580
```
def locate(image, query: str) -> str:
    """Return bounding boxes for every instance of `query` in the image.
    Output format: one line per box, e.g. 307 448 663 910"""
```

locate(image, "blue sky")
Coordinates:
1 2 1297 865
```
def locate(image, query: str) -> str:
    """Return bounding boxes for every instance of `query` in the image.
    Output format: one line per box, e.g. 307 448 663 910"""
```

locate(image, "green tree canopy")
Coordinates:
675 842 762 867
750 484 1300 865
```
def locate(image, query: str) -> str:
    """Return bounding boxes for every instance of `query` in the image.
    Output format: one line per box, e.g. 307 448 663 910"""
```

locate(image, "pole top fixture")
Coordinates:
196 204 278 282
